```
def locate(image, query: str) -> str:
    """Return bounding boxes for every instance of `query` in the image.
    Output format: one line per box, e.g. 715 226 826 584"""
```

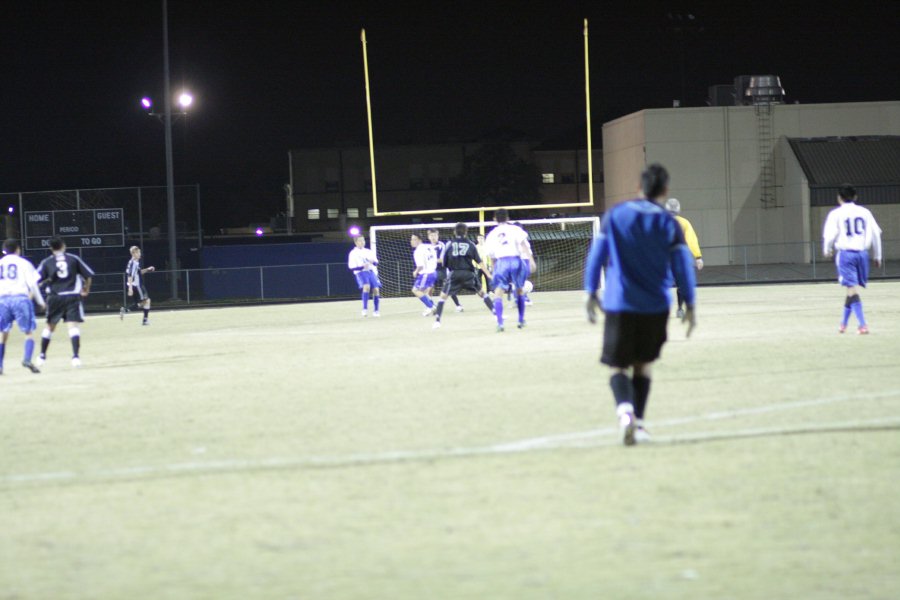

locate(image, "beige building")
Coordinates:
602 101 900 265
288 140 602 229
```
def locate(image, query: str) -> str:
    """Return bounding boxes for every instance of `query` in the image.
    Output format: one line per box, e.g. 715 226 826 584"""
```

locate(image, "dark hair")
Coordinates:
839 184 857 202
426 228 439 235
641 163 670 199
454 222 468 237
410 232 421 240
495 209 509 223
2 239 20 254
49 237 65 251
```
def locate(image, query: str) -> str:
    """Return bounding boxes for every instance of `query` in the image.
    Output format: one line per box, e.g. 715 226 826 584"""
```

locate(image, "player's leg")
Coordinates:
850 253 870 333
632 362 652 442
14 298 39 372
372 286 381 316
474 280 495 313
433 280 453 326
676 289 685 318
600 312 640 446
0 330 8 374
361 281 371 316
37 298 61 364
141 293 151 325
66 297 85 367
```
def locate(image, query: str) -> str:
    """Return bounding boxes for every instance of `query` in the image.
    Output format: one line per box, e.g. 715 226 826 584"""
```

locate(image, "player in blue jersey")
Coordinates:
484 210 534 331
410 233 437 315
584 164 697 446
347 236 381 317
0 239 45 374
822 185 882 334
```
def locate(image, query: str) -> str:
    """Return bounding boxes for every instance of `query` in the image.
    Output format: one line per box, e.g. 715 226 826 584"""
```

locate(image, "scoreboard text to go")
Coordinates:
24 209 125 250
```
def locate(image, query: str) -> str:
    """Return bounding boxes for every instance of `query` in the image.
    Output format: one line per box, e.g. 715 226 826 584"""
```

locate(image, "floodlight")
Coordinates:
178 92 194 109
348 226 361 237
255 228 264 237
141 97 153 110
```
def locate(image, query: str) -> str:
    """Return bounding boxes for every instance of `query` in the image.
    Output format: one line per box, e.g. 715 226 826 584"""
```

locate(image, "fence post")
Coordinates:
811 240 816 279
122 272 127 308
326 264 331 296
186 270 191 304
743 246 749 281
260 267 265 300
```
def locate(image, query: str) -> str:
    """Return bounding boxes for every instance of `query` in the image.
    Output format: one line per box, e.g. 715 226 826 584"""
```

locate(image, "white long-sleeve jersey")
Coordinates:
0 254 43 302
348 247 379 275
413 243 437 274
484 223 531 260
823 202 882 261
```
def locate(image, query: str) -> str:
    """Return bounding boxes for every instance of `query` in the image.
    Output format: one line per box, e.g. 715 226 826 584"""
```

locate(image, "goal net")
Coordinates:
370 216 600 298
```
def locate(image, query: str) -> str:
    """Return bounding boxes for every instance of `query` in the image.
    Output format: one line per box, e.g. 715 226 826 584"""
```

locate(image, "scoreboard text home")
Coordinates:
24 209 125 250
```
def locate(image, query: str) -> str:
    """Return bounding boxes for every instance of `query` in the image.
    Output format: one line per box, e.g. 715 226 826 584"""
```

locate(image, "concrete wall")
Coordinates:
602 101 900 265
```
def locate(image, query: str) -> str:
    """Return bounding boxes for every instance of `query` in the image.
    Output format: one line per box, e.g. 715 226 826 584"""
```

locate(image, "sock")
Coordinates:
677 289 684 310
494 298 504 325
0 342 5 368
451 295 460 307
850 296 866 326
143 308 149 321
69 327 80 358
632 375 651 420
362 291 369 310
41 328 51 356
516 295 526 322
419 296 434 309
482 295 494 311
24 338 35 363
435 299 446 320
373 295 380 312
610 373 634 409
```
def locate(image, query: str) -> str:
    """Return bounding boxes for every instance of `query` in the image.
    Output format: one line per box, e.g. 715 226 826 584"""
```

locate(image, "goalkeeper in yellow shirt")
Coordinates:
665 198 703 318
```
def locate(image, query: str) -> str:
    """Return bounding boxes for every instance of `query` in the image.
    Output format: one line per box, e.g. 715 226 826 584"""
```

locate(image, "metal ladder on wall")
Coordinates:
756 103 777 208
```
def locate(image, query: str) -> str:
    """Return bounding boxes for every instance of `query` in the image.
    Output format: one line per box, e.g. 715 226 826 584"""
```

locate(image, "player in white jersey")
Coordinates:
122 246 155 325
347 236 381 317
0 239 45 374
822 185 883 334
410 233 437 315
484 209 535 331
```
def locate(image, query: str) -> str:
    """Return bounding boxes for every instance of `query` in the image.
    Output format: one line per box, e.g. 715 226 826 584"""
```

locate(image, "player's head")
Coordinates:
640 163 669 201
477 234 485 244
665 198 681 214
3 238 21 255
354 236 366 248
427 229 439 243
410 233 422 247
130 245 142 258
495 209 509 223
454 222 468 238
838 184 857 204
49 237 65 252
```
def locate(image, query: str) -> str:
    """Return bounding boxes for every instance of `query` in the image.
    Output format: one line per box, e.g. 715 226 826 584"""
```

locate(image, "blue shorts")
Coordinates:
491 257 527 292
354 271 382 290
0 295 38 333
413 272 437 290
836 250 868 288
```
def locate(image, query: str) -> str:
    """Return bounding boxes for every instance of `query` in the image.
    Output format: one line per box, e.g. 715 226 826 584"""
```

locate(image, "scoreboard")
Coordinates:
24 209 125 250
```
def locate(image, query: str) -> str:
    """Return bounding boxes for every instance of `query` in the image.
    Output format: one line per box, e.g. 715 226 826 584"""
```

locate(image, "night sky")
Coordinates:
2 0 898 229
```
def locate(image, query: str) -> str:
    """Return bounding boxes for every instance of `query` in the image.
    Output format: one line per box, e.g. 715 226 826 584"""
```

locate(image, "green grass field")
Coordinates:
2 282 899 599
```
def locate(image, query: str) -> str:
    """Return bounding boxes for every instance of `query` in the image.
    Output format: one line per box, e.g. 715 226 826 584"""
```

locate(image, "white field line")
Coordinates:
2 389 900 488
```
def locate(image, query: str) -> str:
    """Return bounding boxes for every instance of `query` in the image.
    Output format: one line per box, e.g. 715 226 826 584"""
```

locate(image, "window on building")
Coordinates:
325 181 339 192
347 208 359 218
308 209 320 220
561 173 575 184
366 207 375 217
542 173 556 184
327 208 339 219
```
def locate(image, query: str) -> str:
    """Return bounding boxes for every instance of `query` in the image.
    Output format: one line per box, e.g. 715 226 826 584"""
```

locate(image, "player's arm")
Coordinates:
140 266 155 274
868 213 883 267
583 225 609 323
669 223 697 337
27 269 46 309
822 212 838 257
81 277 92 297
683 220 703 269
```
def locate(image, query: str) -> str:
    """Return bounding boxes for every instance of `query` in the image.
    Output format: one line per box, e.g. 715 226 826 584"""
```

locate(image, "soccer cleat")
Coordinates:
35 354 45 367
634 421 651 443
496 324 504 333
456 305 464 313
361 310 368 318
373 311 380 317
119 307 125 320
676 308 685 319
517 320 526 329
22 361 40 374
71 357 82 368
838 324 847 334
858 325 869 335
524 299 533 306
422 308 433 317
432 321 442 329
619 411 637 446
142 319 149 326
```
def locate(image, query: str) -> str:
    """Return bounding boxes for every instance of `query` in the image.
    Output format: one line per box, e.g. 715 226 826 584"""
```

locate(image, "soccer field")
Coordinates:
1 283 899 599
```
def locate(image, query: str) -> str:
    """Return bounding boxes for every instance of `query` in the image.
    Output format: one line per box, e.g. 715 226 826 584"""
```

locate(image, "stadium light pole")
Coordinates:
162 0 178 300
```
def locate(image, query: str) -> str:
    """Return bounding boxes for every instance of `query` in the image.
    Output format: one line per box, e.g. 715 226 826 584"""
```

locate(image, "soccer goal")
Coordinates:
370 217 600 298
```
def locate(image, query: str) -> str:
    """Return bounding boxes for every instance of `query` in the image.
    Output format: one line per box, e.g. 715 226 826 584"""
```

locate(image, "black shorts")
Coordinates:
601 311 669 368
46 295 85 325
434 269 448 289
128 285 148 302
442 271 481 296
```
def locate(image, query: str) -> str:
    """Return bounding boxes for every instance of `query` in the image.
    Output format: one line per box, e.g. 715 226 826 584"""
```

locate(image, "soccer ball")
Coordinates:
523 280 534 294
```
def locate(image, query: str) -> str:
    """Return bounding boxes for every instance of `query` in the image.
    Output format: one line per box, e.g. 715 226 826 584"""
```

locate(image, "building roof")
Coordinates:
788 136 900 186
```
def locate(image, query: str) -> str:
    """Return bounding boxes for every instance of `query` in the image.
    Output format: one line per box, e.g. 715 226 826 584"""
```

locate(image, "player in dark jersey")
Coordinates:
432 223 495 329
35 238 95 368
121 246 155 325
427 228 462 312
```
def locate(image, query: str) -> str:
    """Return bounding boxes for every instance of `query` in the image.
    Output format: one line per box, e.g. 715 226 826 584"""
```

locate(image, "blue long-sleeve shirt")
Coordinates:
584 198 696 313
